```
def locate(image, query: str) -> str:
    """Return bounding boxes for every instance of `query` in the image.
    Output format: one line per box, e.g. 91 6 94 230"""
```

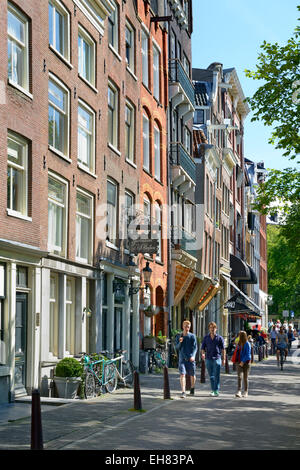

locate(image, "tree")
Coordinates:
245 6 300 160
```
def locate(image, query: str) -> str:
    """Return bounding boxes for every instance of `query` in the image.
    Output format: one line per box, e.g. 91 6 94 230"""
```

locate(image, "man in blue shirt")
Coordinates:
175 320 197 398
201 321 225 397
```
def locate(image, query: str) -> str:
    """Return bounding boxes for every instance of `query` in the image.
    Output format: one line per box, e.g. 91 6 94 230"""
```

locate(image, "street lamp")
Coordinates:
128 256 152 295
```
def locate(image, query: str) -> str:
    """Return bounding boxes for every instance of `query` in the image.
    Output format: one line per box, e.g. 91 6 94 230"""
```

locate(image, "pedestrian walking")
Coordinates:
232 331 252 398
175 320 197 398
270 325 277 355
201 322 225 397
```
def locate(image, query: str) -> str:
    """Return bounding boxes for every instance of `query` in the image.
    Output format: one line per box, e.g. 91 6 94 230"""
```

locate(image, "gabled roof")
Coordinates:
194 82 209 106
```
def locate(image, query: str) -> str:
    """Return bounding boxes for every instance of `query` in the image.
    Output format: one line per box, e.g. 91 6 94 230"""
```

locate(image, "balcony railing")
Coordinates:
173 226 197 259
169 58 195 106
169 142 196 183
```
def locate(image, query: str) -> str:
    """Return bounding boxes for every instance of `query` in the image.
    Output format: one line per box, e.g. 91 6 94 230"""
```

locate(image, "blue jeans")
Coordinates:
206 358 222 392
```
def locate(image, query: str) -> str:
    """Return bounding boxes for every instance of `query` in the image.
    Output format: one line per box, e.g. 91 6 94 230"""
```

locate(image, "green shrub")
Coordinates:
55 357 83 378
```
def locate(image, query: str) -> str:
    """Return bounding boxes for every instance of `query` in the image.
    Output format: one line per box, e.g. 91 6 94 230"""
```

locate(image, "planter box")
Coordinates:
54 376 81 399
143 337 156 350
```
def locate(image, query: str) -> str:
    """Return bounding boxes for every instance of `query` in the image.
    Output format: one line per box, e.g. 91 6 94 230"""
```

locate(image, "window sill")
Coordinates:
154 96 162 108
75 257 93 267
125 158 137 169
49 44 73 69
49 145 71 163
78 163 97 178
142 83 152 95
108 44 122 62
143 168 153 178
108 143 121 157
126 66 137 81
78 74 98 93
7 209 32 222
154 177 163 186
8 79 33 100
106 241 119 251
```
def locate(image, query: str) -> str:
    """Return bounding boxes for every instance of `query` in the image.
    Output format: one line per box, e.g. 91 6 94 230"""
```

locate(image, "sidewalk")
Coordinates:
0 344 299 450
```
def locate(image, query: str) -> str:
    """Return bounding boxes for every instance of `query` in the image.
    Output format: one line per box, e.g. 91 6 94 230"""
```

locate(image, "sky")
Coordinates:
192 0 299 171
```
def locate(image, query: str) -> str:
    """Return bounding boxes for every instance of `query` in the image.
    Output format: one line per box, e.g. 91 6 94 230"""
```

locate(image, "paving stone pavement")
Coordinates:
0 345 300 451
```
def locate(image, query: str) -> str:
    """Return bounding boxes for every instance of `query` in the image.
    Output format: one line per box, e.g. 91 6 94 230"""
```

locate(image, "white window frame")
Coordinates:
78 99 96 174
78 24 96 87
153 44 160 101
141 29 149 88
48 0 71 62
154 202 162 262
183 126 191 155
48 73 70 160
125 20 135 73
7 132 29 218
65 276 76 356
48 172 68 257
76 188 94 264
108 80 119 150
49 272 59 358
143 113 150 172
125 100 135 164
124 190 134 246
154 124 161 181
106 179 118 246
7 3 29 93
108 0 119 53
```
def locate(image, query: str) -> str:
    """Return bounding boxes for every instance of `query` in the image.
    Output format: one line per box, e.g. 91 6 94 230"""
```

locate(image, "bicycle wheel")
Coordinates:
85 372 96 399
122 360 134 386
148 352 154 373
104 363 117 393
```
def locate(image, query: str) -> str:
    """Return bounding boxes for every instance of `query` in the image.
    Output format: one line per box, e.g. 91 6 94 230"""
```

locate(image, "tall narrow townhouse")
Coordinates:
0 0 143 404
0 0 47 402
136 0 169 347
192 63 261 341
166 0 198 334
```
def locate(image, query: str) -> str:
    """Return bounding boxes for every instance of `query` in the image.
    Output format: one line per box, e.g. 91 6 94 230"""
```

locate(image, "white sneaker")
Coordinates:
181 392 186 399
235 391 242 398
242 392 248 398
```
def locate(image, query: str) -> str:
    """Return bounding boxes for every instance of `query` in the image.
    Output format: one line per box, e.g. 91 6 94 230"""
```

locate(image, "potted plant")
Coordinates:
54 357 83 399
156 333 168 348
143 334 156 350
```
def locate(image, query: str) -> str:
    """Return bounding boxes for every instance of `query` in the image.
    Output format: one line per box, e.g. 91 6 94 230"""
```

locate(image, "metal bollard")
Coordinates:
251 346 254 363
163 366 171 399
133 371 142 411
233 362 236 371
258 346 262 361
265 344 268 358
185 374 191 391
31 389 43 450
200 359 206 383
225 355 230 374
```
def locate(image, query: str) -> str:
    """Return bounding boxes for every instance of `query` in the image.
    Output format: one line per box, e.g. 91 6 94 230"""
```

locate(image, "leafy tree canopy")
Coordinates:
245 6 300 160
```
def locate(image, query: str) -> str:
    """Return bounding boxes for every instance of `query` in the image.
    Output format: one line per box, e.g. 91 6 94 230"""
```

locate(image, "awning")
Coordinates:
221 273 262 314
187 278 210 310
230 254 251 281
198 284 220 311
174 264 195 306
230 254 258 284
225 294 262 317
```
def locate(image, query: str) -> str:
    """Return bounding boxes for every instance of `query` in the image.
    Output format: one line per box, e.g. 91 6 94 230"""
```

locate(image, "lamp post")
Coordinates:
127 256 152 295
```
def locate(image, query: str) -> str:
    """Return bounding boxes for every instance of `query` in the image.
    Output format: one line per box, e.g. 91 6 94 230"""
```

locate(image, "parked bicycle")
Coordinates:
77 351 120 399
108 349 135 387
145 344 167 373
